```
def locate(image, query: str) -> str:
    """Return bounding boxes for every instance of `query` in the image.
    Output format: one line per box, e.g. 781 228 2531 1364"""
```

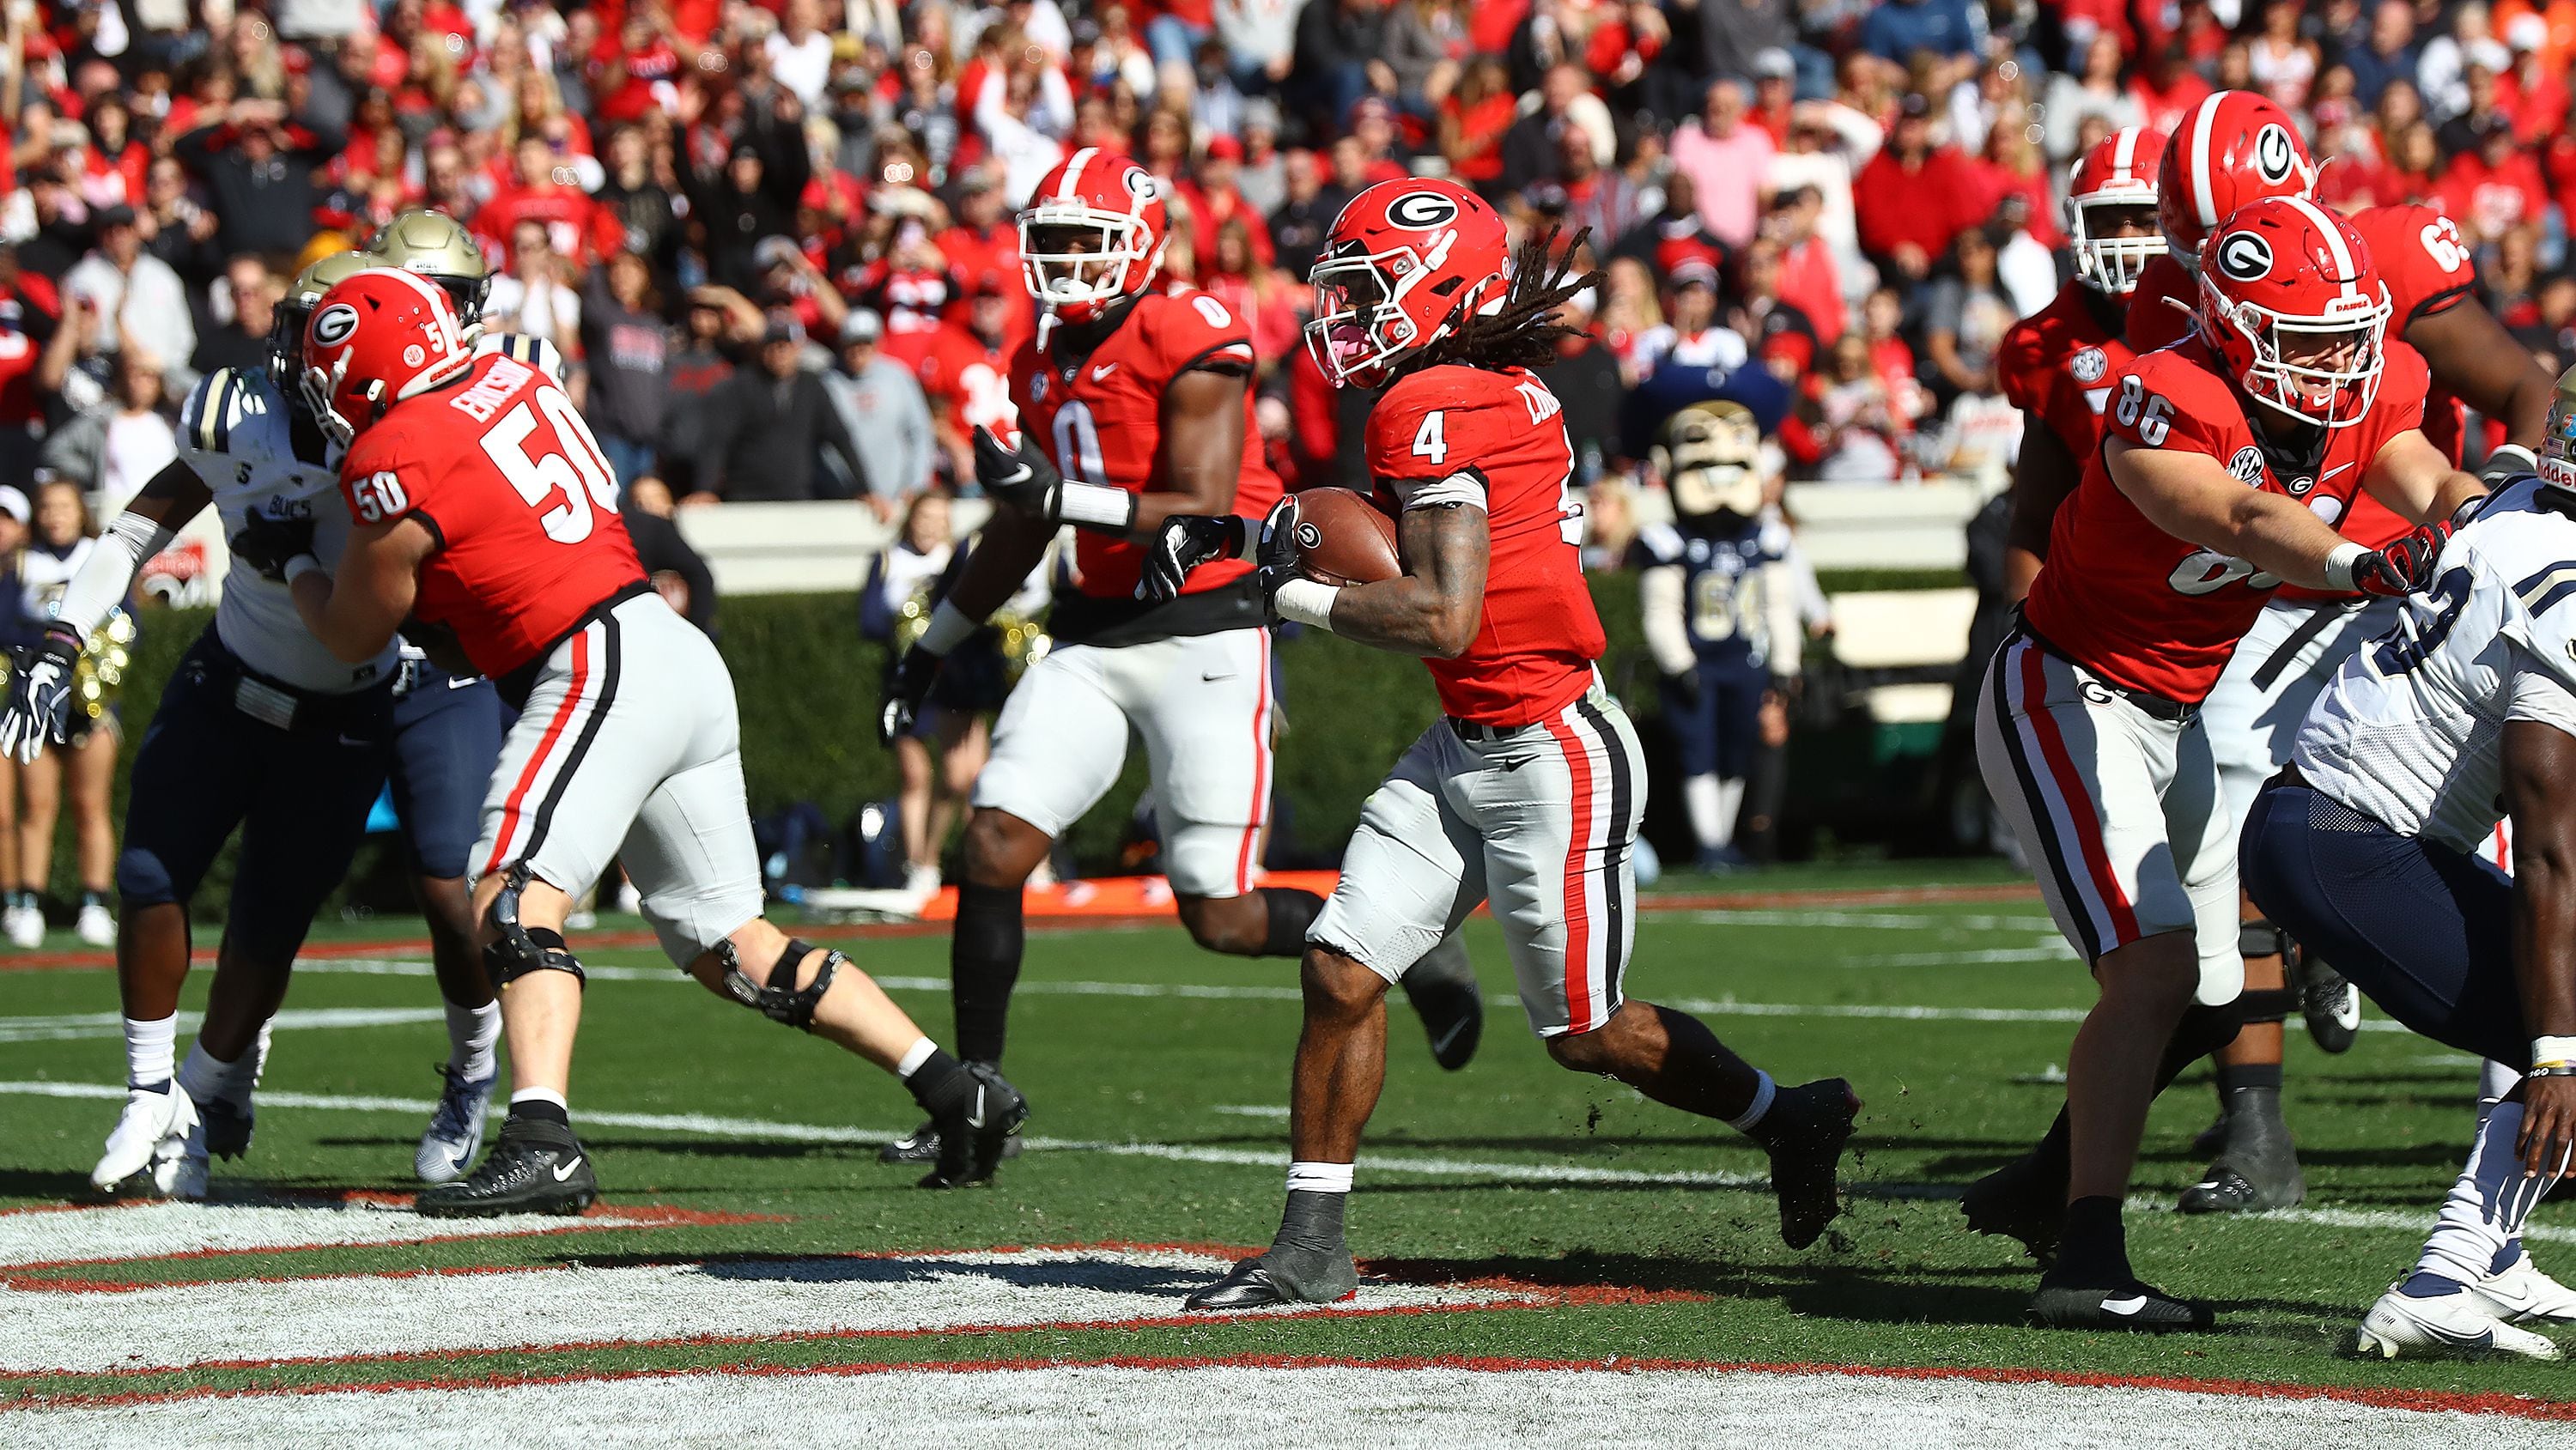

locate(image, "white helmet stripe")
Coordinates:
2188 94 2223 228
2280 193 2352 276
2113 125 2140 178
1058 148 1097 202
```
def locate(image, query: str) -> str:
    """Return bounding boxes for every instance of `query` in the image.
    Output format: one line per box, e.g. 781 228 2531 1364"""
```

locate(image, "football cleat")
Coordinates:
416 1065 496 1185
1762 1077 1860 1249
2296 954 2362 1053
158 1115 210 1200
415 1115 595 1217
2031 1273 2213 1332
2474 1249 2576 1324
878 1118 1027 1165
1960 1152 2062 1265
92 1084 197 1192
2178 1094 2304 1214
74 901 113 947
1184 1243 1360 1311
2357 1282 2560 1360
198 1094 256 1161
1399 935 1482 1071
918 1061 1029 1189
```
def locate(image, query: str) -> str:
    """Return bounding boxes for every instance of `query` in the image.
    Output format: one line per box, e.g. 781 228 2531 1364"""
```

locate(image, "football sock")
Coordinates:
1713 778 1746 846
2215 1061 2282 1098
507 1087 570 1129
951 881 1024 1065
904 1048 971 1117
895 1037 939 1078
125 1015 176 1091
1683 774 1724 850
1728 1069 1778 1134
445 998 503 1083
1276 1171 1351 1252
2480 1059 2520 1114
80 889 106 912
176 1042 256 1107
2415 1101 2562 1286
1257 887 1322 958
2055 1195 2129 1283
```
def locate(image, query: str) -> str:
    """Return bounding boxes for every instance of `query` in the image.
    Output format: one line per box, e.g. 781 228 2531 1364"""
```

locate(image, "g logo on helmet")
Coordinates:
2252 124 2299 185
2215 231 2274 283
1386 191 1461 230
1122 168 1158 202
311 302 361 349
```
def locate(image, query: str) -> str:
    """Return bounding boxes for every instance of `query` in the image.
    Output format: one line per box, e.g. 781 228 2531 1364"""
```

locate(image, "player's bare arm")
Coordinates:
2109 437 2432 595
289 516 437 663
2502 718 2576 1175
2002 423 2080 602
972 367 1250 538
877 507 1055 744
1302 501 1488 659
2360 428 2486 525
2406 300 2555 460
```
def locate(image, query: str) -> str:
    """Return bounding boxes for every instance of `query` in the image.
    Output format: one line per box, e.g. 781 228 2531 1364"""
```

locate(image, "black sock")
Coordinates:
81 889 105 912
906 1048 972 1116
2021 1003 2241 1190
952 882 1024 1065
1257 887 1322 958
1274 1187 1347 1253
508 1096 570 1129
2057 1195 2129 1283
2216 1060 2283 1099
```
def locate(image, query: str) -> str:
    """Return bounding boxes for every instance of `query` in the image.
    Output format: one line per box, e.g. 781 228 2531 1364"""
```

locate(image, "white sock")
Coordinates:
1285 1161 1354 1194
511 1086 568 1112
1714 779 1746 846
2479 1059 2520 1117
1728 1070 1777 1132
1683 774 1724 850
446 999 502 1082
175 1041 258 1106
2415 1101 2562 1285
125 1015 176 1089
895 1037 938 1078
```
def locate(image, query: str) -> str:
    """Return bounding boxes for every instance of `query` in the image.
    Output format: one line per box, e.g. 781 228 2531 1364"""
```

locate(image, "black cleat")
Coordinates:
879 1118 1024 1165
2030 1273 2213 1332
1400 934 1482 1071
198 1096 254 1161
1184 1244 1359 1311
1759 1077 1859 1249
2295 953 2361 1054
416 1116 596 1218
2189 1112 2227 1157
2178 1099 2305 1214
918 1062 1028 1189
1961 1152 2063 1265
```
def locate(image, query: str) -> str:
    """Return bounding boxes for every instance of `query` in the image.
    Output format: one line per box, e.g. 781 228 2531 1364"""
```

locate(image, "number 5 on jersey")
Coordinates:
351 470 408 524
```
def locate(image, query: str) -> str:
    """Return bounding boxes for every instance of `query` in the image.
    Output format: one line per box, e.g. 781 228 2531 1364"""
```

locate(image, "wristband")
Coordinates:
1057 480 1139 531
284 554 327 585
1273 578 1340 632
2322 541 2365 593
917 599 979 657
2532 1035 2576 1072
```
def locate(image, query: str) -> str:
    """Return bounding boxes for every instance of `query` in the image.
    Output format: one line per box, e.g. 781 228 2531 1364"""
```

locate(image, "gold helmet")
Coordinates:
271 246 379 385
1653 399 1766 520
2544 361 2576 489
367 209 492 325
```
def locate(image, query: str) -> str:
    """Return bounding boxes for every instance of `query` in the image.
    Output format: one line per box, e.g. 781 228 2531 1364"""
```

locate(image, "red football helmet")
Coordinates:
2196 195 2391 430
2067 125 2166 296
1018 148 1169 323
1303 179 1510 390
2158 90 2315 269
300 267 476 444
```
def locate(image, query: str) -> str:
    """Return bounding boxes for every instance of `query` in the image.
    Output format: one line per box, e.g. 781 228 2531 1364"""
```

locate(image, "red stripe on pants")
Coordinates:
1543 713 1598 1033
2016 644 2140 943
1235 631 1273 895
483 631 592 877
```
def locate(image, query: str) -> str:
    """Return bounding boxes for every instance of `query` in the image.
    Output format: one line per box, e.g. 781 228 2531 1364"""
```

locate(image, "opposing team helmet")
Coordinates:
272 248 378 393
2159 91 2314 270
367 209 493 331
1655 400 1765 520
1018 149 1169 324
301 269 477 445
2196 195 2390 431
2541 362 2576 490
1303 179 1510 391
2068 125 2166 297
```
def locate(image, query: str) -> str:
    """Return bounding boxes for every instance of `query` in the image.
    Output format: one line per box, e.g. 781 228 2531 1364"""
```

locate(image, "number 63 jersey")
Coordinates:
2294 476 2576 853
2022 333 2430 704
339 352 645 682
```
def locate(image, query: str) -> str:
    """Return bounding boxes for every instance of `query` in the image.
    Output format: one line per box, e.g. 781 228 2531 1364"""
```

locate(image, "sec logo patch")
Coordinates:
2227 446 2265 485
2069 348 2107 385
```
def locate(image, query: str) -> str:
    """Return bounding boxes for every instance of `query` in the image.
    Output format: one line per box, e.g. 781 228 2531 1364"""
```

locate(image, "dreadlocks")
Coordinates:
1396 228 1605 379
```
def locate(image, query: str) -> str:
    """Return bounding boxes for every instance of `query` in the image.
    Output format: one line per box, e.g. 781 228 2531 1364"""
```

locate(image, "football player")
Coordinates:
875 150 1486 1168
285 270 1025 1212
1972 196 2483 1328
2240 367 2576 1354
1145 182 1859 1311
1632 400 1804 871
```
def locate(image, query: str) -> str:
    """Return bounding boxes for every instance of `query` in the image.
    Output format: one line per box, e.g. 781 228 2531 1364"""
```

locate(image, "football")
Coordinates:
1291 487 1402 587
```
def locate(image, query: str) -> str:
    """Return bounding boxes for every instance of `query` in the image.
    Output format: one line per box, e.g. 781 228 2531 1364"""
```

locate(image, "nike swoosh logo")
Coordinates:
1428 1020 1469 1055
1201 671 1236 683
2321 464 2355 482
967 1085 987 1131
1092 363 1118 381
2099 1295 2149 1316
551 1156 584 1181
2409 1315 2494 1348
1000 463 1032 485
1499 757 1534 772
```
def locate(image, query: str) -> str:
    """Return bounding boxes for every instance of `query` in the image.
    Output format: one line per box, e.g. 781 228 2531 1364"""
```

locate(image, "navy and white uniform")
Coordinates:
1631 515 1802 780
20 537 123 743
2242 478 2576 1067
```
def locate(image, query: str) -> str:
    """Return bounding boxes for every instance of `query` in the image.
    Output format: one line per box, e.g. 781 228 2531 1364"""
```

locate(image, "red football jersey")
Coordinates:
1364 364 1605 726
1008 289 1282 600
2022 336 2432 702
2124 253 2198 354
341 353 647 680
1996 282 2136 457
916 324 1019 441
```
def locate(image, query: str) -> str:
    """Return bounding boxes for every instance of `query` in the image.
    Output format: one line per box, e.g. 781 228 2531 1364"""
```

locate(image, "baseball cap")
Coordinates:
971 270 1011 298
0 486 30 525
841 308 884 344
1752 47 1795 80
2510 12 2548 52
92 203 137 229
1205 134 1243 161
754 235 804 270
1669 258 1720 291
762 315 806 346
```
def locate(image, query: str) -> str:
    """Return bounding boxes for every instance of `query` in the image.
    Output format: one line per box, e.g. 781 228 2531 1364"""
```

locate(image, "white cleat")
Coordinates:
74 901 114 947
92 1085 199 1192
2474 1250 2576 1323
416 1065 496 1184
154 1115 210 1200
5 903 43 948
2356 1283 2561 1360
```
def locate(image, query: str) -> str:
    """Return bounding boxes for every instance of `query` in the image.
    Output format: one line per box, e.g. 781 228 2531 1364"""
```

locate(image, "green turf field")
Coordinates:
1 863 2567 1415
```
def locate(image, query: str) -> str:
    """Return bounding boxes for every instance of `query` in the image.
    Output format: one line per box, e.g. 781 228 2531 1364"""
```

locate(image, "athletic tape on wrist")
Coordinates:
1058 481 1139 530
2532 1035 2576 1071
1273 579 1340 631
2323 542 2365 593
918 600 979 657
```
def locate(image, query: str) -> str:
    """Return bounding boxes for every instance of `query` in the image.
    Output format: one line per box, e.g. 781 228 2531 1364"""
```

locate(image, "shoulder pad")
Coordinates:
477 331 568 386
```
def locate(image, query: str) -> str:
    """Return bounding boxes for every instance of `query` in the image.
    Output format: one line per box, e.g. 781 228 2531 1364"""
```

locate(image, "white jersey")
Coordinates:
20 537 93 622
178 367 396 695
477 331 568 385
2293 477 2576 854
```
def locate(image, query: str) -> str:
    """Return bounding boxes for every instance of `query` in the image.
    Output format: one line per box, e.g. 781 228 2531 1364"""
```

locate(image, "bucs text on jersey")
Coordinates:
2023 334 2433 703
1364 363 1605 725
1997 285 2135 456
1009 289 1281 604
339 352 646 684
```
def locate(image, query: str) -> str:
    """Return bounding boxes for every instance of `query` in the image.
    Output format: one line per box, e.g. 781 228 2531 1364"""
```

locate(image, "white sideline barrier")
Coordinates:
1779 480 1988 572
1830 587 1981 725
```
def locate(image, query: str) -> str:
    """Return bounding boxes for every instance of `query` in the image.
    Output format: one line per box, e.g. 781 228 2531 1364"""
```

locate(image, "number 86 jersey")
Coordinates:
2023 334 2430 704
339 351 646 682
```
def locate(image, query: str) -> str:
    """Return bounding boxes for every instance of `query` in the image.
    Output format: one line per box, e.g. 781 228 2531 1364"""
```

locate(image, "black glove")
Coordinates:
878 645 944 748
0 624 82 765
2353 519 2452 598
1249 494 1304 619
974 424 1065 518
1138 514 1250 603
228 510 319 583
1661 665 1703 708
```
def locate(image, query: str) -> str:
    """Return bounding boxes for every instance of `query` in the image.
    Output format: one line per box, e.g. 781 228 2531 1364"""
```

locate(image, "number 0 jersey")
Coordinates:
1365 364 1605 726
1008 289 1283 602
2022 334 2431 703
2295 477 2576 853
340 353 645 681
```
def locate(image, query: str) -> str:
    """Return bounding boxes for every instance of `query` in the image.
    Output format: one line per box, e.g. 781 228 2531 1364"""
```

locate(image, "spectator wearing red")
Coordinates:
915 274 1021 482
2126 41 2215 137
2499 25 2572 140
1174 137 1275 266
1851 94 1985 289
2439 114 2549 243
1765 187 1846 345
1668 78 1773 250
846 206 959 371
477 136 626 265
1749 50 1797 145
936 167 1031 342
0 247 58 489
1734 235 1824 378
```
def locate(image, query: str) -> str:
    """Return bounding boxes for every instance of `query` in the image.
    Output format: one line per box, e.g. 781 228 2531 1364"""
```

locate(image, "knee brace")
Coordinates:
719 935 841 1030
2234 917 2300 1024
483 861 586 987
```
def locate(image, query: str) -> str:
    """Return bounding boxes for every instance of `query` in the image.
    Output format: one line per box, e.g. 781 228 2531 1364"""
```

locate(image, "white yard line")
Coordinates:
0 1199 693 1271
1680 909 2062 931
0 1006 448 1044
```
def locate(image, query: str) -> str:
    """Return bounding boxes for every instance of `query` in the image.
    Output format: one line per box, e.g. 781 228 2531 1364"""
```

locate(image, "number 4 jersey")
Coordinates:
2022 333 2431 703
340 351 645 682
2295 476 2576 852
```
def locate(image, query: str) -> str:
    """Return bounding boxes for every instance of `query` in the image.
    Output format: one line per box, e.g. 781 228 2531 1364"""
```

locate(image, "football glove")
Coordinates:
1138 514 1249 603
1251 494 1304 620
878 645 943 748
228 510 319 583
973 425 1066 519
0 624 82 764
2352 519 2451 599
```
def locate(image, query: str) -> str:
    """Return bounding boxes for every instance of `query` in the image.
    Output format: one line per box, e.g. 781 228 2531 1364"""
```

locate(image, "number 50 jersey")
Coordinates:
2022 334 2430 704
338 352 645 682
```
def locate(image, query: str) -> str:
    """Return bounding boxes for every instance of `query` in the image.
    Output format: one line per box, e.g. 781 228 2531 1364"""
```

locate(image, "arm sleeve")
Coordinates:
1760 557 1804 676
53 508 178 637
1639 563 1695 676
